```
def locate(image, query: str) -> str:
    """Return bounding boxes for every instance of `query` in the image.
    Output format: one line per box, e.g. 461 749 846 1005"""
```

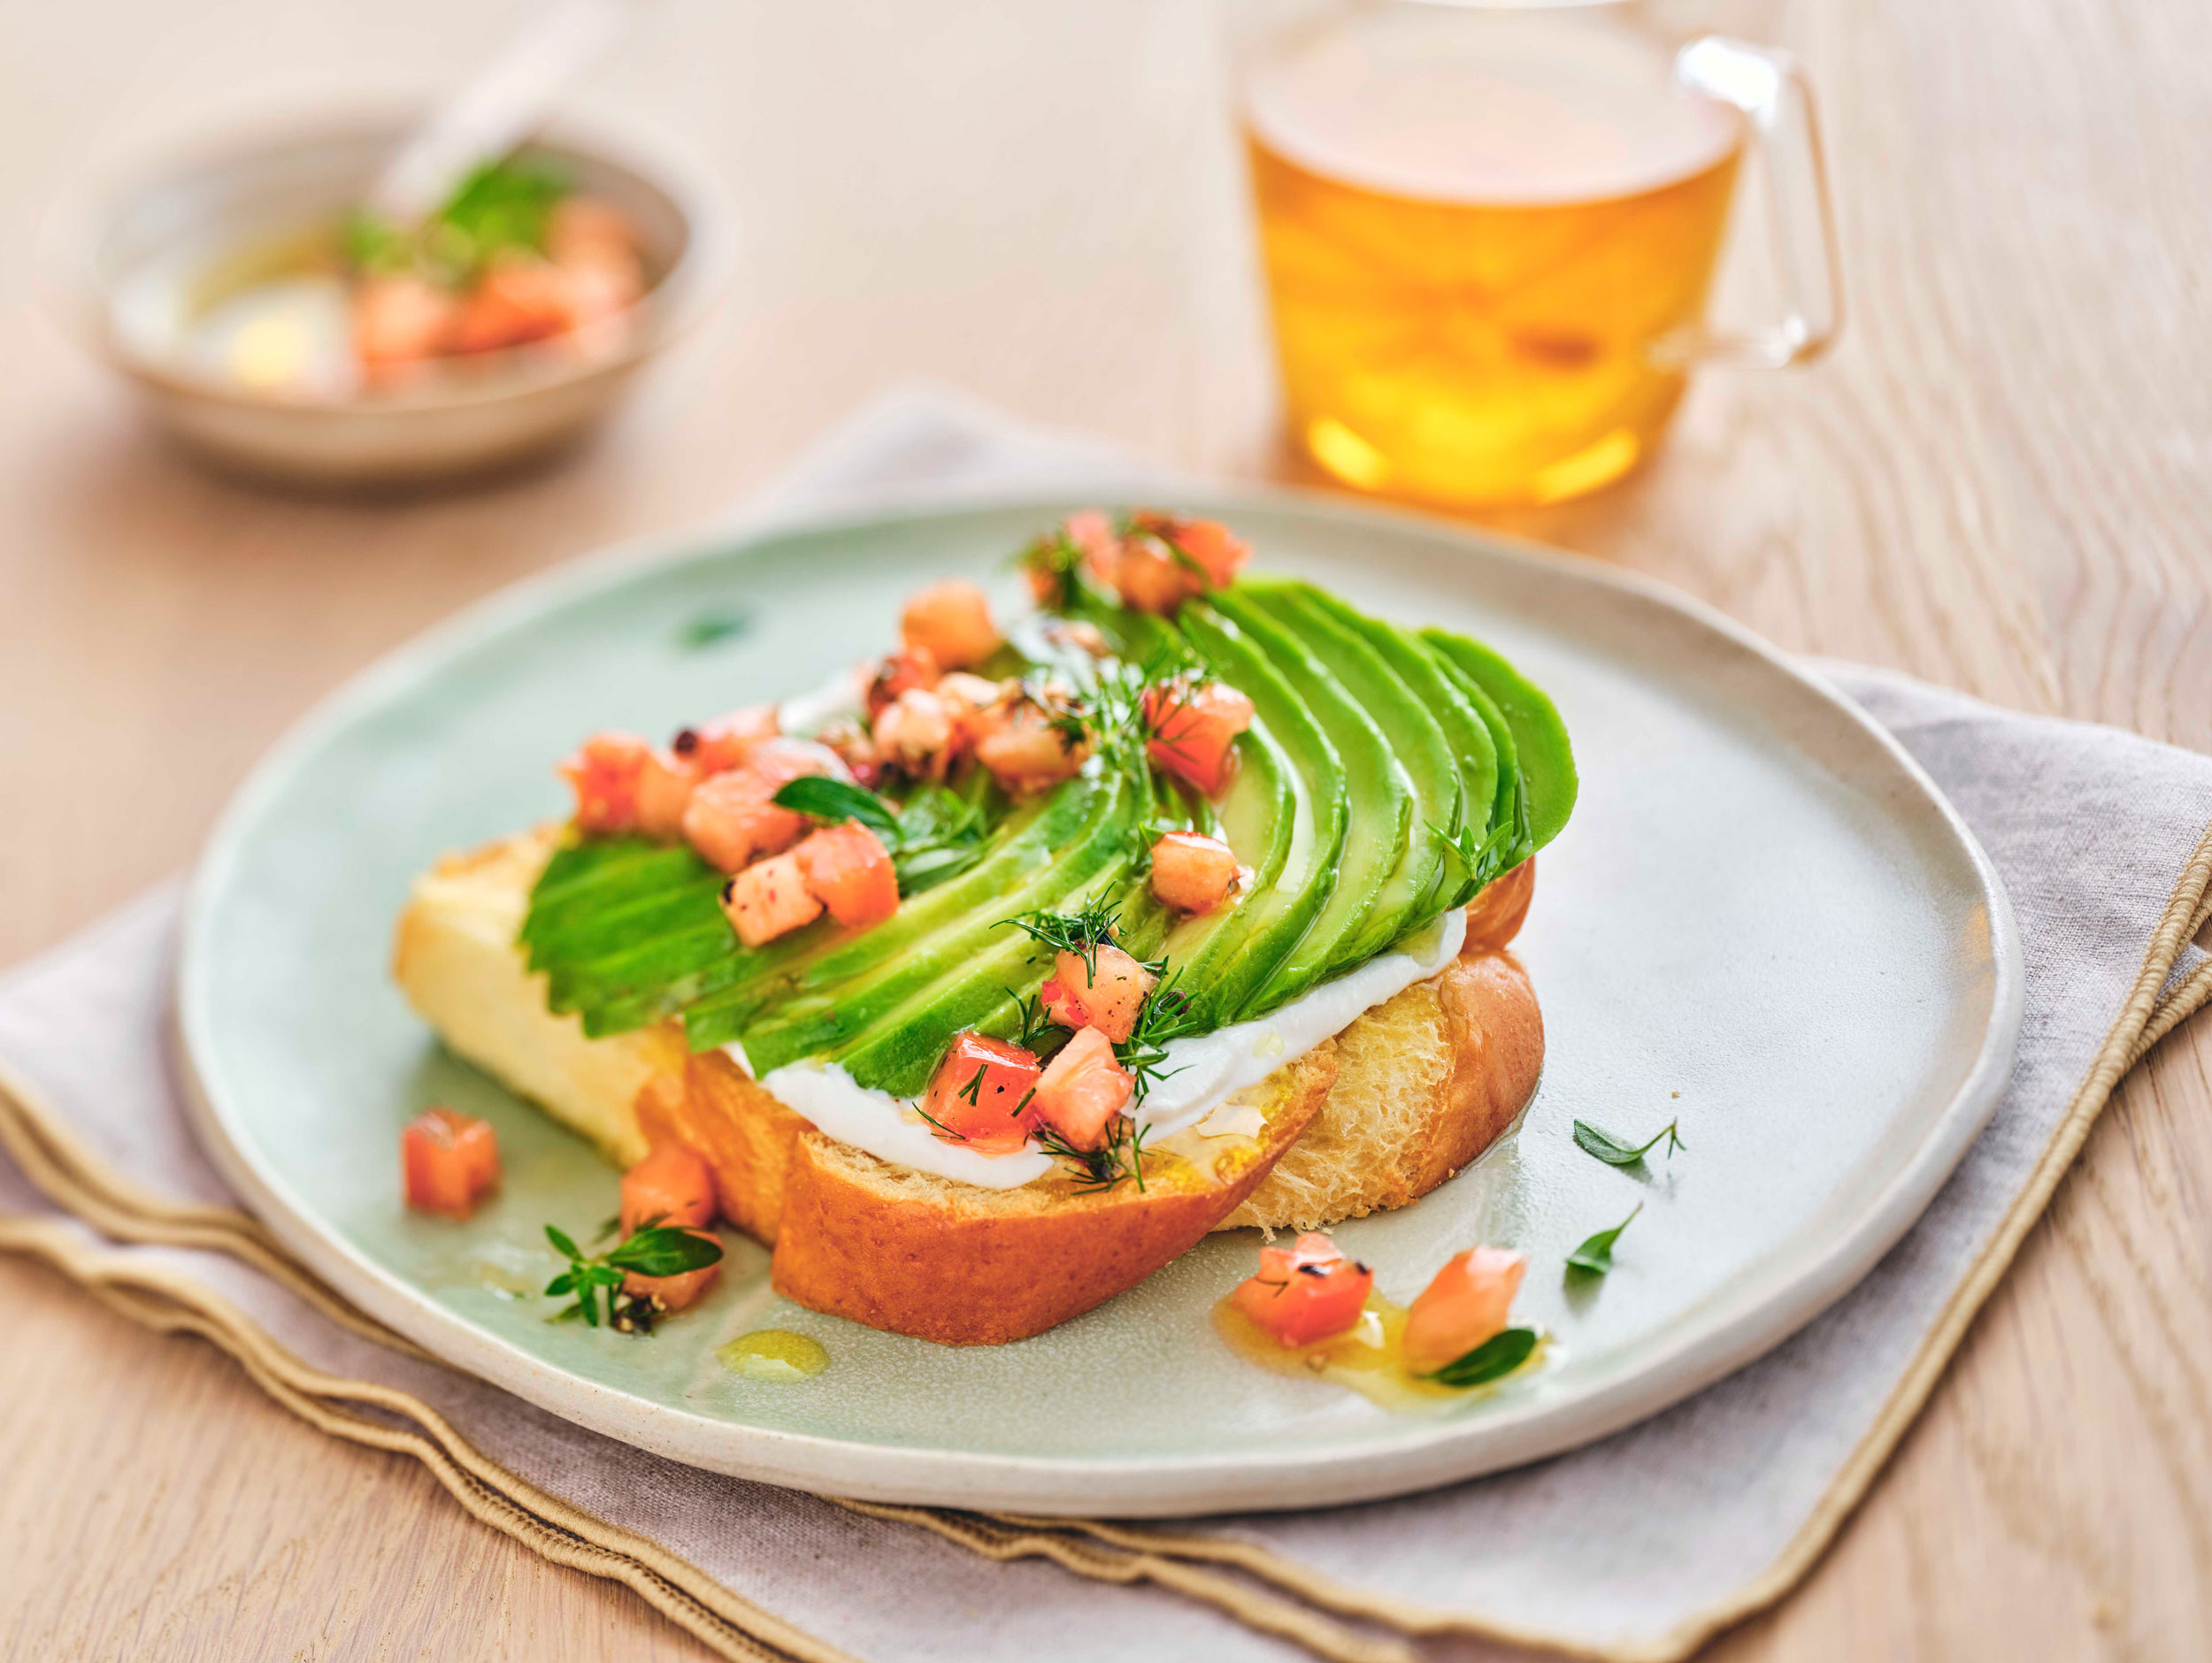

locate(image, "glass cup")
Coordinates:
1240 0 1841 507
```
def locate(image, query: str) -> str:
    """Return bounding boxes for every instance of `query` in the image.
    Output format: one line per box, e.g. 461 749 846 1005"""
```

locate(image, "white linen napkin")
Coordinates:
4 387 2208 1663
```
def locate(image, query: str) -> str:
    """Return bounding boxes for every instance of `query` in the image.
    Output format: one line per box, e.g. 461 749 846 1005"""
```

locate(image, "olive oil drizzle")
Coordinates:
1214 1292 1546 1414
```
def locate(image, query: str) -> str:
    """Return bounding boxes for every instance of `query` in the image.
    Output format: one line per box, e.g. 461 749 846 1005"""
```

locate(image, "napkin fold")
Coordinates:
5 387 2210 1663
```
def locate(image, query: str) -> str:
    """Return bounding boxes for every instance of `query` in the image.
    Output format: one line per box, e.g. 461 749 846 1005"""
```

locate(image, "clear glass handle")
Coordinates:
1661 35 1843 369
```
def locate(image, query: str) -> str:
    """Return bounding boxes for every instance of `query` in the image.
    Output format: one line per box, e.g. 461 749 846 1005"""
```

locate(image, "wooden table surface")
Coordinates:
3 1 2208 1658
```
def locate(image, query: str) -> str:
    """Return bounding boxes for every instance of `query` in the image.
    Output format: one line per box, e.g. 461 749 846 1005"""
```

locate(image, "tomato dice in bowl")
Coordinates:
401 1107 501 1219
1233 1231 1373 1348
922 1032 1043 1153
1041 945 1157 1044
721 851 824 946
1149 831 1238 915
1402 1245 1527 1373
622 1228 722 1312
1029 1027 1133 1150
900 579 1002 671
793 823 899 930
1143 681 1255 798
619 1145 719 1235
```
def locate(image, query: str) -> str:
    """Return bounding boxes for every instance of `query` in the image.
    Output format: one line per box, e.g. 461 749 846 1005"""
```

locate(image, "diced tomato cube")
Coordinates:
1149 831 1239 915
866 646 941 717
921 1032 1043 1153
1112 532 1202 615
673 704 780 775
680 740 833 871
557 731 652 835
1402 1246 1528 1373
872 686 963 782
973 701 1089 796
621 1227 721 1311
401 1107 501 1219
900 579 1002 671
449 255 575 354
353 276 457 379
1144 680 1255 798
721 851 824 946
1463 857 1536 954
546 196 638 267
1029 1027 1133 1151
1233 1230 1374 1348
793 823 899 929
1041 945 1156 1044
1064 509 1121 584
1130 511 1250 590
620 1145 719 1235
634 747 699 840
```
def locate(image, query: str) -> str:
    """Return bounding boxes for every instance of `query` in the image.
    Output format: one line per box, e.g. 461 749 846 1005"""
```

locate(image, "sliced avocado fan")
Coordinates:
517 563 1574 1092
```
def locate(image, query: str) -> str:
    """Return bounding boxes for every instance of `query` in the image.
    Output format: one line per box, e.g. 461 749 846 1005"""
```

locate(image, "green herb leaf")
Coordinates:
772 776 902 844
1565 1204 1642 1280
605 1225 725 1279
1424 1325 1540 1388
543 1220 722 1327
1572 1117 1686 1168
678 607 756 650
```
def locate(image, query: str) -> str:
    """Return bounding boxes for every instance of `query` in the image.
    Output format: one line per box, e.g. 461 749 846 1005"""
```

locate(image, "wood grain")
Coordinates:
1 0 2208 1659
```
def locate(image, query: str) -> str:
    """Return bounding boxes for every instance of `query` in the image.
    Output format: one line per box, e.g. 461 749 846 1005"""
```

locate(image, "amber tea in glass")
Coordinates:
1242 1 1839 507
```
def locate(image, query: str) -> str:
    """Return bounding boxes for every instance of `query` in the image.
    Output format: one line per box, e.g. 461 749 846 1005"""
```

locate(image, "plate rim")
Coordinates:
174 484 2026 1517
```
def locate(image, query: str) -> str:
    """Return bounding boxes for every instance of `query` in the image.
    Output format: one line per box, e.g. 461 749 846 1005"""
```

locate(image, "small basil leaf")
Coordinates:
1565 1204 1643 1280
1425 1326 1540 1388
772 777 902 844
544 1272 576 1298
1572 1117 1684 1168
544 1224 583 1261
608 1225 726 1277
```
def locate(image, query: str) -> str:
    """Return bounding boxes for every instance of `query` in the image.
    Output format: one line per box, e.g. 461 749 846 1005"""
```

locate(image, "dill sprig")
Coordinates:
1035 1115 1154 1194
1004 985 1056 1050
1114 973 1203 1107
1004 896 1128 979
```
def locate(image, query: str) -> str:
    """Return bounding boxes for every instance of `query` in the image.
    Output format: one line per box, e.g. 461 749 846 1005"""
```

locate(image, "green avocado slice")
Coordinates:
1296 591 1500 880
823 769 1150 1095
1208 589 1407 1014
1420 628 1577 853
1172 602 1344 1026
1238 579 1462 958
728 770 1132 1073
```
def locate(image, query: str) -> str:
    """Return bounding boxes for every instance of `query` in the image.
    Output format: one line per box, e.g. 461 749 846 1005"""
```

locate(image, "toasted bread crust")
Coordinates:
769 1047 1336 1344
391 832 1542 1340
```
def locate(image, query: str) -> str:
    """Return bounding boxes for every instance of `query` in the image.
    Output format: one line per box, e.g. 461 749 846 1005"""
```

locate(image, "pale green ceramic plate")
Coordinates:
177 494 2021 1517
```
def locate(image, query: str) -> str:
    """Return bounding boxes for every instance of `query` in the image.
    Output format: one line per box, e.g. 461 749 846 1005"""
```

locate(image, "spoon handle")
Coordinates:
369 0 638 223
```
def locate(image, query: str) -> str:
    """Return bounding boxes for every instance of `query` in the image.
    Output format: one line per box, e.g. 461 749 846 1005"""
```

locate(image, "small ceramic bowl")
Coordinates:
44 111 734 488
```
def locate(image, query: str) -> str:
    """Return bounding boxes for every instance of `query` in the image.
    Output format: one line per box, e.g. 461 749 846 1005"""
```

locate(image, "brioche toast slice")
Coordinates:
394 830 1541 1341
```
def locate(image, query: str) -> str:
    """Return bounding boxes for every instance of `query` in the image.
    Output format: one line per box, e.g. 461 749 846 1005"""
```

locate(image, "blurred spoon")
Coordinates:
369 0 641 223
